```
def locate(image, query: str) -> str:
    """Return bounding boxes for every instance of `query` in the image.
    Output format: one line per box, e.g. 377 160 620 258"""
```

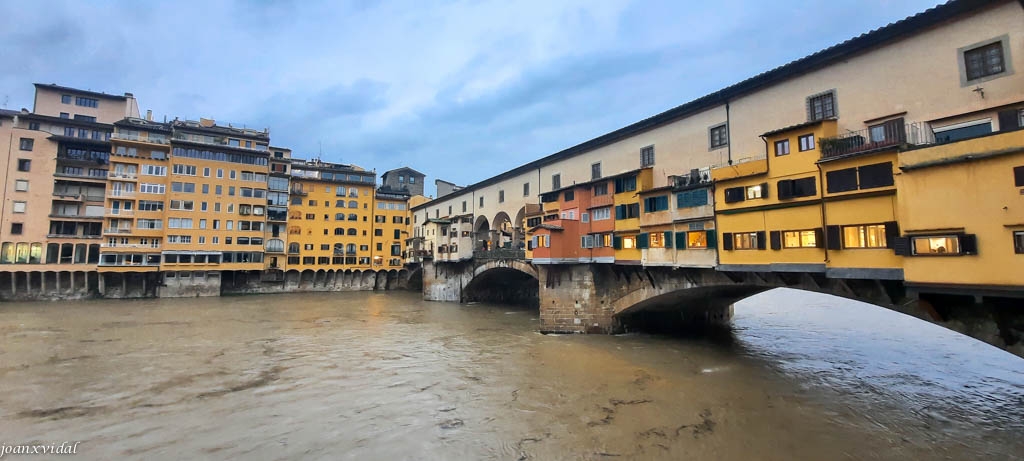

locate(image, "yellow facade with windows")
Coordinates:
287 166 376 271
612 168 651 263
374 193 410 269
895 129 1024 291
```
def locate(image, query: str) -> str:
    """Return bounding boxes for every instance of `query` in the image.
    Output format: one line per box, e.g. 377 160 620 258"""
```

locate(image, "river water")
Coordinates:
1 288 1022 460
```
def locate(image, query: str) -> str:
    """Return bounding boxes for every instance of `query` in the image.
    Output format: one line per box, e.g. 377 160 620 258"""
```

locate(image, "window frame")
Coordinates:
958 34 1013 86
774 139 790 156
841 224 888 249
709 123 728 149
806 89 837 121
640 145 655 167
798 134 815 152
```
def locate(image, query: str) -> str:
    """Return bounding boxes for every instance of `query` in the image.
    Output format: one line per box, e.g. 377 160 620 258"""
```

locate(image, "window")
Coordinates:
12 201 26 213
643 196 669 212
733 232 761 250
141 165 167 176
592 207 611 221
687 231 707 249
774 139 790 156
807 91 836 121
61 94 72 104
783 230 819 248
74 115 96 122
826 168 858 193
857 162 894 189
19 138 33 151
523 182 530 197
499 190 504 203
1013 231 1024 254
591 163 602 180
564 190 574 202
59 112 69 119
911 235 961 255
11 223 23 235
963 40 1006 82
17 159 30 171
621 236 636 249
14 180 28 192
798 134 815 151
776 177 816 199
230 170 236 179
648 232 665 248
614 175 636 193
75 96 99 107
593 183 608 196
842 224 888 249
614 203 640 220
640 146 654 167
710 124 727 149
745 184 765 200
1015 166 1024 187
551 174 560 190
934 120 992 144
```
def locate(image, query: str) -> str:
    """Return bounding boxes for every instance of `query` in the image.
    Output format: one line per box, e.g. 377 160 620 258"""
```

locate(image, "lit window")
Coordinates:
622 236 636 249
649 232 664 248
733 232 759 250
745 184 763 200
911 235 960 255
783 230 818 248
842 224 887 249
688 231 707 249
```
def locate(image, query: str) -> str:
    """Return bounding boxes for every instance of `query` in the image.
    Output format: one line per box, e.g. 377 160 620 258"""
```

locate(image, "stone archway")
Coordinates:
492 212 513 250
512 207 527 250
474 215 491 251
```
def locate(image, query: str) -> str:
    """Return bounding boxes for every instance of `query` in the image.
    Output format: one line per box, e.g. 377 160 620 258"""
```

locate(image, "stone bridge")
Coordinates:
423 254 911 334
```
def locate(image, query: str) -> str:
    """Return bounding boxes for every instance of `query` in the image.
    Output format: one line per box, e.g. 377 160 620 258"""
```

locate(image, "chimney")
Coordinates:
146 110 153 121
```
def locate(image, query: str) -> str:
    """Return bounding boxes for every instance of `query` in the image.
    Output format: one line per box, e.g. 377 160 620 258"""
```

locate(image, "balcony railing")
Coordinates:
101 243 161 249
107 209 135 217
104 227 133 234
820 120 934 160
49 212 104 220
290 189 308 196
108 172 138 180
107 190 136 198
111 132 169 144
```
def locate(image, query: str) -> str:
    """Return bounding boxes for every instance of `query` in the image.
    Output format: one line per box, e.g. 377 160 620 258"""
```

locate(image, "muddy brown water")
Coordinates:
1 288 1022 460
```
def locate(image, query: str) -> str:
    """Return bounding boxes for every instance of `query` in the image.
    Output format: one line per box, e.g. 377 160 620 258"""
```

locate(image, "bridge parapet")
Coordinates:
473 249 525 260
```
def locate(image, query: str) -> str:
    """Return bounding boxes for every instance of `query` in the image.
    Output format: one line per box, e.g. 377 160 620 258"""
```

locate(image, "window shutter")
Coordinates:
664 231 673 248
998 109 1021 131
770 231 782 250
613 236 622 250
960 233 978 255
884 221 899 249
615 205 625 220
637 233 649 249
892 237 910 256
706 230 717 249
695 189 708 206
884 117 906 143
814 228 825 248
580 236 587 249
528 239 534 250
756 231 767 250
777 180 794 200
725 187 745 203
675 232 687 249
826 225 842 250
722 232 733 251
760 183 770 199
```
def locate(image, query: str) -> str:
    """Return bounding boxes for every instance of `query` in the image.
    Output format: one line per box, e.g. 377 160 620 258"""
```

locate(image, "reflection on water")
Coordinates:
0 288 1021 460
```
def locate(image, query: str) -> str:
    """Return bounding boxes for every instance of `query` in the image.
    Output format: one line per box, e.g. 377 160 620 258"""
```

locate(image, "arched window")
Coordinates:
15 243 29 263
74 244 87 263
348 200 358 208
288 242 300 254
336 186 346 196
87 244 100 264
346 243 356 254
347 228 357 236
266 239 284 252
335 200 345 208
334 243 344 254
60 243 74 264
30 243 43 264
335 213 345 221
334 228 344 235
0 242 13 264
347 213 357 221
45 243 58 264
349 190 358 198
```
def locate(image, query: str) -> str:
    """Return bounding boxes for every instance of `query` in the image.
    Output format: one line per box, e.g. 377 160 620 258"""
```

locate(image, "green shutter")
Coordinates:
613 236 622 250
694 190 708 206
675 231 687 250
664 231 673 248
706 230 717 249
637 233 649 249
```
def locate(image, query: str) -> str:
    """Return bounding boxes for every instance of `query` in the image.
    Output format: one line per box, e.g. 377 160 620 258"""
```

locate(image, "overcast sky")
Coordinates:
0 0 939 197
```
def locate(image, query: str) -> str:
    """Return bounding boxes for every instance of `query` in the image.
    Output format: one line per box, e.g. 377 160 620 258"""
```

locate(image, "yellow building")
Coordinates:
265 147 292 272
286 160 376 270
612 168 651 264
98 118 171 274
895 123 1024 296
373 189 411 269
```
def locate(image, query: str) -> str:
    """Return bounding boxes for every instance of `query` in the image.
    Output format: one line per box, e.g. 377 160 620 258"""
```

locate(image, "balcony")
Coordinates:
54 169 109 181
290 188 308 196
101 243 161 249
104 227 133 235
108 172 138 181
107 190 136 199
111 132 169 144
820 120 934 160
106 209 135 217
52 192 106 202
49 212 104 220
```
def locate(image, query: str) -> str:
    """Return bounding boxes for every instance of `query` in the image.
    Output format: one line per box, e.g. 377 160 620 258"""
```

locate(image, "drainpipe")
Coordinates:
816 162 829 263
726 102 733 165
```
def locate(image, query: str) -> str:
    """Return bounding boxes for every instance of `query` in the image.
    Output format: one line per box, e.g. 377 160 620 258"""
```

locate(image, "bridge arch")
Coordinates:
463 259 539 307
